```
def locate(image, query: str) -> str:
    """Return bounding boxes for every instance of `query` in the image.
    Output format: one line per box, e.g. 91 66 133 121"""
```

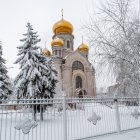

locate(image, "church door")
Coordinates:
76 76 82 88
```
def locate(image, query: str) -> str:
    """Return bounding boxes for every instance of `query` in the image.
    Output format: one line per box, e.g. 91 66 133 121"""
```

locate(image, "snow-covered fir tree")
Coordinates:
0 41 12 100
14 23 57 100
39 50 57 99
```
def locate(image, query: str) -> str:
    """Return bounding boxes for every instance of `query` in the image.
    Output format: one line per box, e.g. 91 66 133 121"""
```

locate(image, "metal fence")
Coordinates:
0 97 140 140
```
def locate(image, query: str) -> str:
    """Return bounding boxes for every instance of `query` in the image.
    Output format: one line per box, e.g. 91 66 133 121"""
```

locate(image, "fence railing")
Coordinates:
0 97 140 140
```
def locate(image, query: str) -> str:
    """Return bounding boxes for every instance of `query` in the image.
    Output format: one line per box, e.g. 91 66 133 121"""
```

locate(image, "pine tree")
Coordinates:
14 23 57 99
0 41 12 100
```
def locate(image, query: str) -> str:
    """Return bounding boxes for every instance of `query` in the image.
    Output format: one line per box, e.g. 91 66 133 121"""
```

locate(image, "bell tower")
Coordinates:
52 10 74 58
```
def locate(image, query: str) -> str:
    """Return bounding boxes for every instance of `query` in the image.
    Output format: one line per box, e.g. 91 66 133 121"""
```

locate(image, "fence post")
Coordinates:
62 94 67 140
114 95 121 133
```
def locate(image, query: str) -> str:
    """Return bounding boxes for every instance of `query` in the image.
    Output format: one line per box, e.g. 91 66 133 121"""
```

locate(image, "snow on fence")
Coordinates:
0 97 140 140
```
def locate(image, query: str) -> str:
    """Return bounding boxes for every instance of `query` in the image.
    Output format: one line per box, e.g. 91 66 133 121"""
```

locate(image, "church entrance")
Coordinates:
75 76 84 98
76 76 82 88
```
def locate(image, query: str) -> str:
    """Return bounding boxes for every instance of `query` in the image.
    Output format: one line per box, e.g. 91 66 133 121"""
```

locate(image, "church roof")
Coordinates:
53 18 73 35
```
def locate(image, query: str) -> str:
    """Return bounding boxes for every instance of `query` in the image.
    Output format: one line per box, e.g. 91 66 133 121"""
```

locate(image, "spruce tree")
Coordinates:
38 52 57 99
0 41 12 100
14 23 58 120
14 23 57 100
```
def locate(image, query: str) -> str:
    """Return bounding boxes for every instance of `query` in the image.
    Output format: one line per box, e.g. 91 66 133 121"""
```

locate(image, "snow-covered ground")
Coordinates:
87 129 140 140
0 102 140 140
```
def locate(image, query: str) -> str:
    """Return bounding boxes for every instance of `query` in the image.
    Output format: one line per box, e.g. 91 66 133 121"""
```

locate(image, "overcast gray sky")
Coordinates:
0 0 104 85
2 0 139 89
0 0 101 74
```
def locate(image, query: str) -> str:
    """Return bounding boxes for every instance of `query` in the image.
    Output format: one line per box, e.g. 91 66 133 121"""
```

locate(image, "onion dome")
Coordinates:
51 37 64 47
78 43 89 52
43 48 51 57
53 18 73 35
53 10 73 35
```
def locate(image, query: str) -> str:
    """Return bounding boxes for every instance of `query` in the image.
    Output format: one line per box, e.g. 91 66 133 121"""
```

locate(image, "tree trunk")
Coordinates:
40 105 43 121
32 105 36 121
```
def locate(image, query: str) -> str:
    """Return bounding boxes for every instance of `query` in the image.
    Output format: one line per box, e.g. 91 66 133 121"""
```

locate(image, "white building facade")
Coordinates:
43 15 96 97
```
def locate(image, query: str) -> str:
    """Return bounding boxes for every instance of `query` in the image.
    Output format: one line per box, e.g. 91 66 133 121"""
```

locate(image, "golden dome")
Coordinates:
51 37 64 47
78 43 89 52
53 18 73 35
43 48 51 57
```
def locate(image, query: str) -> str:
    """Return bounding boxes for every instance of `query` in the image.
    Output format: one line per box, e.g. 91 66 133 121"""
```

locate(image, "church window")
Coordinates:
72 61 84 71
76 76 82 88
55 50 57 55
59 50 61 56
67 40 70 48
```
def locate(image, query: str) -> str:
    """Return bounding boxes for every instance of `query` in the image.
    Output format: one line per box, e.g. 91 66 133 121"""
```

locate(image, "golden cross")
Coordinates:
61 9 63 19
45 41 46 48
82 36 83 44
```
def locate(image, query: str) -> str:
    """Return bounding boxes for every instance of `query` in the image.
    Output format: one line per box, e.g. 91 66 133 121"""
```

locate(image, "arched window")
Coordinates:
76 76 82 88
67 40 70 48
59 50 61 57
72 61 84 71
55 50 57 55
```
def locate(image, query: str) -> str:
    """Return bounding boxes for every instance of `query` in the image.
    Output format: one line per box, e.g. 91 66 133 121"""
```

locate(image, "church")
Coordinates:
43 13 96 97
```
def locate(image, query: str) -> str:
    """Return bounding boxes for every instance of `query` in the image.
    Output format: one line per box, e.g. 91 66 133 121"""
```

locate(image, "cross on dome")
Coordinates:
45 41 46 48
52 9 74 35
82 36 83 44
61 9 64 19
